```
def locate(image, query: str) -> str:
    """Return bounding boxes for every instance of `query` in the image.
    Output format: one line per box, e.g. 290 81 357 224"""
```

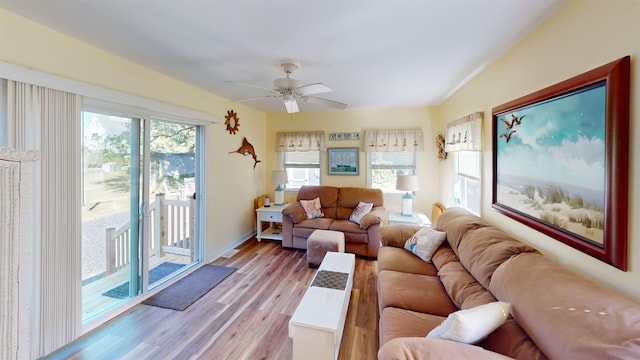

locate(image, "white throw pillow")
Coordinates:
349 201 374 224
403 227 447 262
426 301 511 344
300 197 323 219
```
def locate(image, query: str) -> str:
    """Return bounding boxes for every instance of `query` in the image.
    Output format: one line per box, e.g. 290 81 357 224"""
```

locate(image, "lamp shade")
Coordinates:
271 170 288 185
396 174 419 192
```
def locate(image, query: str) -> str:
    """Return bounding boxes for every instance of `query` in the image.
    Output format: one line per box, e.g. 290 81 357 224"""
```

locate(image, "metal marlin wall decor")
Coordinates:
230 137 261 169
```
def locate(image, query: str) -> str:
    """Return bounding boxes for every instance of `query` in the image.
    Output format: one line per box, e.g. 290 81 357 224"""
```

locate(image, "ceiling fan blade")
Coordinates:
284 98 299 113
231 94 280 104
303 96 347 110
226 80 279 95
296 83 332 96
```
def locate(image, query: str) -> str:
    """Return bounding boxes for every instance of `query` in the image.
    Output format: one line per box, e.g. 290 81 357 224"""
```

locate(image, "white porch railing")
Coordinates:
105 193 195 275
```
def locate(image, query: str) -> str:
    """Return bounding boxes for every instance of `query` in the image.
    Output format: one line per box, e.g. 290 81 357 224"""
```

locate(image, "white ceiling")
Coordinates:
0 0 565 113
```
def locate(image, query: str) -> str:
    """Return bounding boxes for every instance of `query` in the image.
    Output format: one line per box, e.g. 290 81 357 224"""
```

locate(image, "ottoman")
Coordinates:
307 230 345 267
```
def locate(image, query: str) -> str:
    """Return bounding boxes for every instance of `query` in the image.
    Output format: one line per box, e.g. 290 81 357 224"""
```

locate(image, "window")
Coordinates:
453 151 481 215
364 129 423 193
367 151 416 193
281 150 320 189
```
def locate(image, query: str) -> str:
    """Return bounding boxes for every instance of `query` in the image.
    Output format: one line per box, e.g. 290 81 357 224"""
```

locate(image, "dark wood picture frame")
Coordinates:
491 56 630 271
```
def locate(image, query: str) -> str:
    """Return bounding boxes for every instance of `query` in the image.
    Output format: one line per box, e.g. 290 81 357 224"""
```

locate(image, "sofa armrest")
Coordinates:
282 203 306 224
380 224 422 248
378 338 515 360
359 206 387 229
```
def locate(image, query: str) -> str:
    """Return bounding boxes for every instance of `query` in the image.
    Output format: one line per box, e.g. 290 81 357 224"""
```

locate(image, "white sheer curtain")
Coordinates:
363 129 424 152
444 111 483 152
7 80 81 357
275 131 326 152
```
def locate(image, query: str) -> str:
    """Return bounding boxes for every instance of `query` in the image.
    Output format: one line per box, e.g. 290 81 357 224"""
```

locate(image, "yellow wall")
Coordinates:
437 0 640 301
0 9 267 259
266 107 441 216
3 0 639 304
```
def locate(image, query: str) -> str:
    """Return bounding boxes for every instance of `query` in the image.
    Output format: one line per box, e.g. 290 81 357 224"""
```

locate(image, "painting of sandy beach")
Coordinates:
494 82 606 246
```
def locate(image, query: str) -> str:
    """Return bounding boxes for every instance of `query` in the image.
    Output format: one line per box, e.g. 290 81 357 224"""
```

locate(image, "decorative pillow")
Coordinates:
426 301 511 344
300 197 323 219
403 227 447 262
349 201 374 224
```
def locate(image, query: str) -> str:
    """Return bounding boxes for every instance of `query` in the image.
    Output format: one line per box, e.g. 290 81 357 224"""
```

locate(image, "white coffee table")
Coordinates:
289 252 356 360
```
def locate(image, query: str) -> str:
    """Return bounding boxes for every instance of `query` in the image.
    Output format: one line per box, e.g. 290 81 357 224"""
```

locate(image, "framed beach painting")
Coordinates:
328 147 359 176
492 56 630 271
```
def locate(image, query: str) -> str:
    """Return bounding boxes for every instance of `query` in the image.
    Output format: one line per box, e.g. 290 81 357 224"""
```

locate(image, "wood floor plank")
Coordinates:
43 238 380 360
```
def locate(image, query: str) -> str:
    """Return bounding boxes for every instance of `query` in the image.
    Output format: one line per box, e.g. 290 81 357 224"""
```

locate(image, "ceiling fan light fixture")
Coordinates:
283 93 294 104
273 78 301 91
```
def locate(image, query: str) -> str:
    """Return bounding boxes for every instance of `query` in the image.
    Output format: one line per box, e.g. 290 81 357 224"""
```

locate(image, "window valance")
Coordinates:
276 131 326 152
364 129 424 152
445 111 483 152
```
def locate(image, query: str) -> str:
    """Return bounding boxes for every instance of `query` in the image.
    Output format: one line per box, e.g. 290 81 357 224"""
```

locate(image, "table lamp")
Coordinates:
271 170 288 206
396 174 418 217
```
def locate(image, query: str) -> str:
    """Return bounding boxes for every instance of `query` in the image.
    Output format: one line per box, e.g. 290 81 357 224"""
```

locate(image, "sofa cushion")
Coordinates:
490 253 640 360
378 246 438 276
438 261 497 309
458 227 539 289
329 219 367 235
380 307 445 345
294 217 333 230
426 302 511 344
434 206 490 255
480 319 549 360
431 243 459 271
336 186 384 220
404 227 447 263
378 270 458 316
349 201 373 224
379 338 515 360
296 185 339 218
380 224 423 248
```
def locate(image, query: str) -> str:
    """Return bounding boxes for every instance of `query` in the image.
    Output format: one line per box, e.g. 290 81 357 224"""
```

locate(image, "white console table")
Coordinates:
388 212 431 226
289 252 355 360
255 205 287 241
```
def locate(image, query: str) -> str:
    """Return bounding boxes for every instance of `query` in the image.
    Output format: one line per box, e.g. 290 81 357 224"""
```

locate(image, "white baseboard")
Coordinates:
205 230 255 263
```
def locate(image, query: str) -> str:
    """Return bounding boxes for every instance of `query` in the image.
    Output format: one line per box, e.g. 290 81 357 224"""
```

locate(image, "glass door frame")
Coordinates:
81 100 205 326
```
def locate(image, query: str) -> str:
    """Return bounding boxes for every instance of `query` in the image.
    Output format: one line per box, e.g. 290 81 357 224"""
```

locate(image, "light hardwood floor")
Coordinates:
44 238 380 360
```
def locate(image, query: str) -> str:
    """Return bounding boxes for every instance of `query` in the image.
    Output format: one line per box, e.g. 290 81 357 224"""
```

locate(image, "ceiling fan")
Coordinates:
230 60 348 113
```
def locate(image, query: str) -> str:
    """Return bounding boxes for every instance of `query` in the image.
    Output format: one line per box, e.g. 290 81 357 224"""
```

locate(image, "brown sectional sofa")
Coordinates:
377 206 640 359
282 185 386 257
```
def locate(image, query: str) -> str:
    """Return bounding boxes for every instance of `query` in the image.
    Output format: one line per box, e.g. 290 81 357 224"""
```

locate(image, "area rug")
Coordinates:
142 264 236 311
102 262 185 299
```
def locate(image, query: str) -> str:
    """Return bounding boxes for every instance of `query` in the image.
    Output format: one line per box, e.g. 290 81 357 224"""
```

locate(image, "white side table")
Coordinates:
255 205 287 241
388 212 431 226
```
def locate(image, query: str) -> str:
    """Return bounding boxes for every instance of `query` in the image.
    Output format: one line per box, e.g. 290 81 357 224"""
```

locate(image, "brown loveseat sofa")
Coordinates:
377 206 640 359
282 185 386 258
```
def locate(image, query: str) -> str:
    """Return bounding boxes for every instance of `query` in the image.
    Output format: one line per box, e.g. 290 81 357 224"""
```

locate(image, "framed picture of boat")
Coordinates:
328 147 359 176
491 56 630 271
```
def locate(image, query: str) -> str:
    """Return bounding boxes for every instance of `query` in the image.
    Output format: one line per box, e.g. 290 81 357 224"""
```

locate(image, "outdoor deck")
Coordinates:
82 253 191 321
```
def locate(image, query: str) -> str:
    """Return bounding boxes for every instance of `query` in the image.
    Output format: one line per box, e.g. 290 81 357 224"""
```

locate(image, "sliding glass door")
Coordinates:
81 110 202 322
